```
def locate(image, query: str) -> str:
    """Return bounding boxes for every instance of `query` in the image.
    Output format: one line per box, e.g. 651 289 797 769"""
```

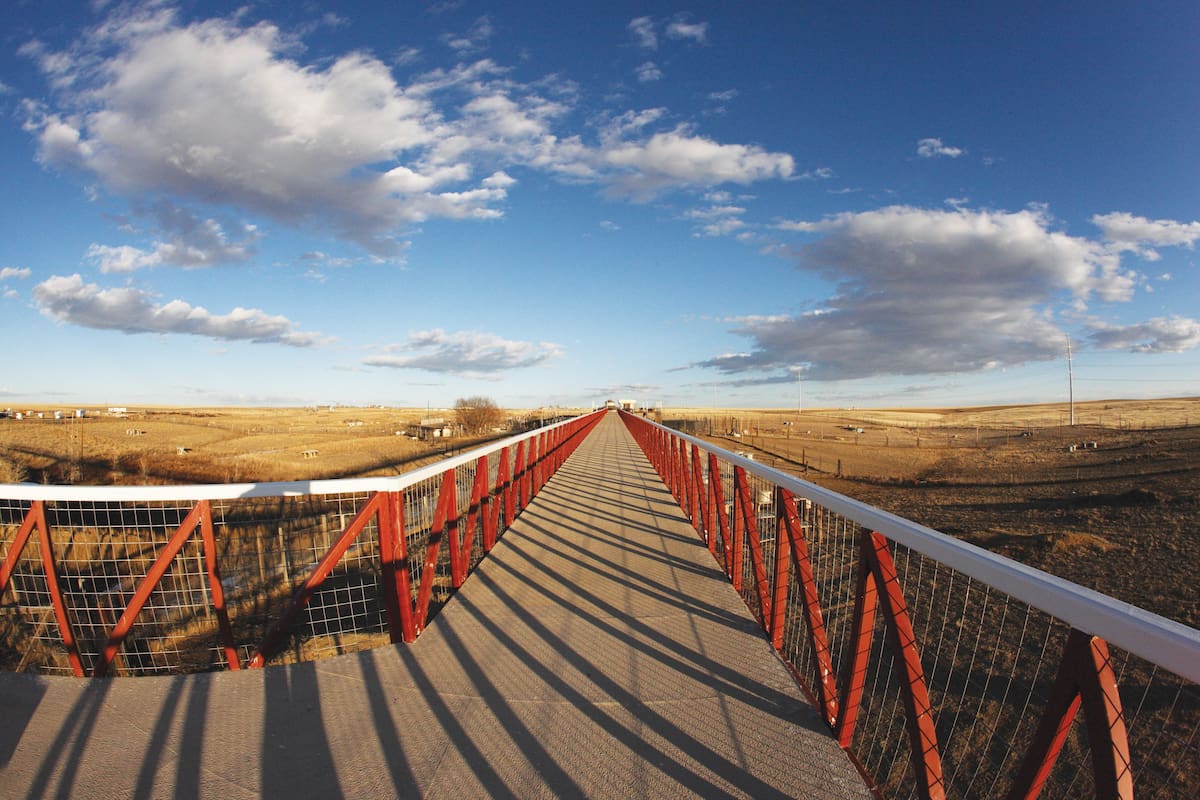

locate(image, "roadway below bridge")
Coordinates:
0 413 870 798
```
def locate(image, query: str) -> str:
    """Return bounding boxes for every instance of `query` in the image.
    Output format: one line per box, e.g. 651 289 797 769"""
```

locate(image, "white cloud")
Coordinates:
33 274 325 346
1 267 32 280
628 17 657 49
599 220 620 231
21 10 493 256
602 128 794 200
1087 316 1200 353
1092 212 1200 260
706 206 1145 380
635 61 663 82
22 7 797 254
916 137 964 158
666 20 708 44
364 329 562 378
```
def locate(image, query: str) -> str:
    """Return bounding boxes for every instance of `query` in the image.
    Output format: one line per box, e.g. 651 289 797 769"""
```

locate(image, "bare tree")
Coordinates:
455 396 505 435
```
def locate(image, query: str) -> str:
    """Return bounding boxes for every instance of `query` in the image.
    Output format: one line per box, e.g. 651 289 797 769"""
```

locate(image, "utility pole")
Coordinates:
1066 334 1075 426
797 371 802 415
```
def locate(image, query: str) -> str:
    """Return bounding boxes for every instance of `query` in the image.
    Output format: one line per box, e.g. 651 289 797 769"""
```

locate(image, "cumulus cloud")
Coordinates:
364 329 562 378
1 267 32 281
21 6 796 255
603 128 794 200
33 274 324 346
706 206 1143 380
1087 316 1200 353
20 9 495 255
916 137 964 158
1092 212 1200 260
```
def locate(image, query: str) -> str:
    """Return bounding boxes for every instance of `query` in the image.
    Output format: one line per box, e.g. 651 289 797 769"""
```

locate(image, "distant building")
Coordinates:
604 399 618 410
618 399 636 411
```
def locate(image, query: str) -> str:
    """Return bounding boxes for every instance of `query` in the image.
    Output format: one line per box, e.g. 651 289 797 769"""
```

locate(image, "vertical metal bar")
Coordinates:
710 455 733 576
690 444 703 533
94 502 207 677
515 440 529 512
197 501 240 670
836 530 878 748
498 446 513 530
483 454 500 552
379 490 415 644
735 466 771 626
731 466 747 593
769 489 791 651
706 453 722 557
457 456 488 587
413 469 458 634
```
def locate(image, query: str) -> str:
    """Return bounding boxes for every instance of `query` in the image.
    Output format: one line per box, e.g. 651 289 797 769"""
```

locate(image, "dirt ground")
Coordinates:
666 398 1199 628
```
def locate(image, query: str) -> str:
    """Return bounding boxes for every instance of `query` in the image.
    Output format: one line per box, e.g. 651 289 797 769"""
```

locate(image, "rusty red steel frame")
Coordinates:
615 410 1177 800
1 412 604 675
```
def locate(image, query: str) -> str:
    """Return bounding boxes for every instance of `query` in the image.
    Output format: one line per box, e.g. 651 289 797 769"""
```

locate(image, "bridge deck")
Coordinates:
1 413 869 798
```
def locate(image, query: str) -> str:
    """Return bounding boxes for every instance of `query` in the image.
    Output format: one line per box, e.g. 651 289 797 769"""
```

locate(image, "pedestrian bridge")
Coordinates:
1 411 1197 798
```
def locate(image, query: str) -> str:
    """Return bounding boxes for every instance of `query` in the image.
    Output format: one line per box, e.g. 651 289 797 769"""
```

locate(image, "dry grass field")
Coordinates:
663 397 1199 628
0 405 579 486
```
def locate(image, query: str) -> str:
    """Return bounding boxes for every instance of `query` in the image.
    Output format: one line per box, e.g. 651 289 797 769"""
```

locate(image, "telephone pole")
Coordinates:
1066 335 1075 426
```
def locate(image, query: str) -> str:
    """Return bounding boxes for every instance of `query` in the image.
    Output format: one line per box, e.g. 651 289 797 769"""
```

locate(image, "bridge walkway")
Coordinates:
1 413 870 798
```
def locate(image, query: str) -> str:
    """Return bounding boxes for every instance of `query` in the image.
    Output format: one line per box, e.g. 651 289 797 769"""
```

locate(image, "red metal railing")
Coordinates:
619 410 1198 800
0 411 604 676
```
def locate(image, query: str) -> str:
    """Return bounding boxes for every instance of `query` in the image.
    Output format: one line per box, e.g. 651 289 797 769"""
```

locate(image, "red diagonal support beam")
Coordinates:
778 489 838 727
1006 628 1133 800
734 466 772 629
95 502 208 677
248 491 388 667
836 531 944 799
378 490 415 644
413 469 458 634
198 502 240 670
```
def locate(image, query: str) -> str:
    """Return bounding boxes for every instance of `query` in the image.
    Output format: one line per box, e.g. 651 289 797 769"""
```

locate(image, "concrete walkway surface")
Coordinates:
0 414 870 799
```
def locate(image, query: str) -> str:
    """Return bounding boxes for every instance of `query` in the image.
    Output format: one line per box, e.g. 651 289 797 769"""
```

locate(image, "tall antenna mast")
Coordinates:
1066 334 1075 426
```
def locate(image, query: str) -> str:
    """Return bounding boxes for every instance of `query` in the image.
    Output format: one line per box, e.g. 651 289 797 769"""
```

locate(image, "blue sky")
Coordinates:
1 1 1197 410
